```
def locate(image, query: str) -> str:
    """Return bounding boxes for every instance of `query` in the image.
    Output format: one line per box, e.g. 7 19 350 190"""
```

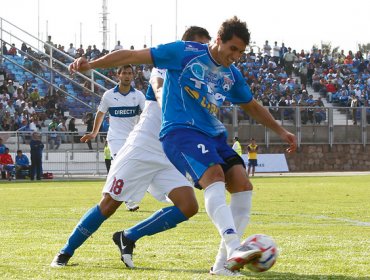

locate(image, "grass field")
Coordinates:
0 176 369 280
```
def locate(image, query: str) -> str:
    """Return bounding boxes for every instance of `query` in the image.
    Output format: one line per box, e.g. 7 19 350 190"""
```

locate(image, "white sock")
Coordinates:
213 191 253 270
204 182 240 258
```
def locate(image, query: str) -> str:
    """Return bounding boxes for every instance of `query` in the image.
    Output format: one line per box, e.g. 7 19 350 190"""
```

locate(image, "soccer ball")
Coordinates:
243 234 278 272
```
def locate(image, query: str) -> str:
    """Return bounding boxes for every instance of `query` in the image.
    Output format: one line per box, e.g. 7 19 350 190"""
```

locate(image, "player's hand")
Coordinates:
283 132 297 153
80 133 96 143
69 57 91 74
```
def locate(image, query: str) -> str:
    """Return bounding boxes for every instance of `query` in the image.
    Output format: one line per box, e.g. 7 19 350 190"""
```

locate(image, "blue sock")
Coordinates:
61 205 107 256
125 206 187 241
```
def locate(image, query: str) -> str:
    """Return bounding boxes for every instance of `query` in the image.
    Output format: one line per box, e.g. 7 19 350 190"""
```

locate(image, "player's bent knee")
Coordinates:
99 193 122 218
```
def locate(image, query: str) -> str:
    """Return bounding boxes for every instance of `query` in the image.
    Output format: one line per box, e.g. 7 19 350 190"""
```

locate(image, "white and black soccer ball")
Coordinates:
243 234 278 272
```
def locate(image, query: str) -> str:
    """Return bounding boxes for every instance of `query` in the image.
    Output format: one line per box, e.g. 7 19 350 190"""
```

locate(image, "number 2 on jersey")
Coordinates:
110 177 124 195
197 143 209 154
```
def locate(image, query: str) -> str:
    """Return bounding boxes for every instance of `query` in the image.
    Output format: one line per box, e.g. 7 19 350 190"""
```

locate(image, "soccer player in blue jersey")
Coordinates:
51 26 216 272
69 16 297 274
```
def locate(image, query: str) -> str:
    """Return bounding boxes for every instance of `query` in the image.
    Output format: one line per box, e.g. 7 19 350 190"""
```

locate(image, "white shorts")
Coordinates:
102 144 192 203
108 139 126 159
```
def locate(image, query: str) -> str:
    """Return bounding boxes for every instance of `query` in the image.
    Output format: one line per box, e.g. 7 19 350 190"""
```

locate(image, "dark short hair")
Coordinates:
218 16 250 45
234 136 239 141
117 65 134 74
17 150 22 153
181 26 211 41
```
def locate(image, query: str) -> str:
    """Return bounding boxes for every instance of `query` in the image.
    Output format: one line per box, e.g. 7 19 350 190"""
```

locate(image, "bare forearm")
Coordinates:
92 111 105 135
241 100 286 136
89 49 153 69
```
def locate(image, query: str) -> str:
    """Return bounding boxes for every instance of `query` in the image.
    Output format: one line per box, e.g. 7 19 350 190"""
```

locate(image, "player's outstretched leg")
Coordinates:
51 194 121 267
112 205 188 268
51 205 107 267
212 191 254 274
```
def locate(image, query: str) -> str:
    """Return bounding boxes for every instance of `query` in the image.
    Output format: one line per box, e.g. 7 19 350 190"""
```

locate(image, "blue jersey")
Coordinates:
150 41 253 138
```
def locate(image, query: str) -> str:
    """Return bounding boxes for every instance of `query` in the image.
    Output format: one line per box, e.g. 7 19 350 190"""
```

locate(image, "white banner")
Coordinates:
241 153 289 172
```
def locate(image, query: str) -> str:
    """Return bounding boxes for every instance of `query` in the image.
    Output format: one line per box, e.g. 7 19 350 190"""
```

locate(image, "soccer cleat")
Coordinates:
225 243 262 272
210 266 243 277
50 252 72 267
112 231 136 268
125 201 139 212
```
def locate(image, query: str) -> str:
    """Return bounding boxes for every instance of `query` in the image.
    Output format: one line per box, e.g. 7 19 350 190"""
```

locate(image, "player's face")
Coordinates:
216 35 246 67
117 68 134 86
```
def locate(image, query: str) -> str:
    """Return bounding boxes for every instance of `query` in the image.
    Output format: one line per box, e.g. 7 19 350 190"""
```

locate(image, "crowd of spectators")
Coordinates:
2 38 370 138
231 40 370 125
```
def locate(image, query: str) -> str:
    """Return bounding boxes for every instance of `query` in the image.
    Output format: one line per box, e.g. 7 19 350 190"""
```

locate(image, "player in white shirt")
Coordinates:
51 27 216 272
80 65 145 159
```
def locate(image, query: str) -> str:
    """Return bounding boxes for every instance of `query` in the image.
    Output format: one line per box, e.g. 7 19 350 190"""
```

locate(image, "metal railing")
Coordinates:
0 17 117 111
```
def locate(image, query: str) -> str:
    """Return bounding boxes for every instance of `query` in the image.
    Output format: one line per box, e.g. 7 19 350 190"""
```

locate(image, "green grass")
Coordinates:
0 176 369 279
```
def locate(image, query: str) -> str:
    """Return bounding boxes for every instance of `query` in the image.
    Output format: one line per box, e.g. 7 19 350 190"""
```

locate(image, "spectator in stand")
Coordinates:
0 138 7 154
263 40 271 60
5 100 16 118
30 132 44 180
0 148 15 180
29 117 41 131
283 47 297 77
20 42 28 56
114 40 123 51
326 79 337 103
57 117 68 143
48 117 59 131
68 117 78 143
34 101 47 123
15 150 30 179
25 102 36 115
2 42 8 55
272 41 280 65
67 43 76 57
17 119 33 143
8 44 17 56
313 100 325 125
351 95 360 125
48 126 61 150
0 103 5 123
1 111 12 131
44 35 53 55
29 88 40 106
90 45 101 60
85 45 92 59
299 58 308 87
279 43 288 67
76 44 85 58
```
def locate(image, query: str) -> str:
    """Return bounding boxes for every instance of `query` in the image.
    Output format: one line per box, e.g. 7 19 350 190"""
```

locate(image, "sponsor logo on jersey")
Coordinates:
190 63 206 80
108 105 140 117
184 86 219 115
221 74 234 92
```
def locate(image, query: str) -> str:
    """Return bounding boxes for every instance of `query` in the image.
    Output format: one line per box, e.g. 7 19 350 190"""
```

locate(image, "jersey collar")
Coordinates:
113 85 135 96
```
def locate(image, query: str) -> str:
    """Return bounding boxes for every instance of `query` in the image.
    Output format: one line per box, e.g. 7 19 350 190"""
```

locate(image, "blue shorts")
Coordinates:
161 128 237 184
248 159 257 167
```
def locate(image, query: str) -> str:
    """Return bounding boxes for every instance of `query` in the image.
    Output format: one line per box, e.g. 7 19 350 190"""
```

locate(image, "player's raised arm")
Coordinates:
69 49 153 73
240 99 297 153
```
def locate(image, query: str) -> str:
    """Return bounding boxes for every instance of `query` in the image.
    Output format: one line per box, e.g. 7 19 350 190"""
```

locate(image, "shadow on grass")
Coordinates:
131 267 369 279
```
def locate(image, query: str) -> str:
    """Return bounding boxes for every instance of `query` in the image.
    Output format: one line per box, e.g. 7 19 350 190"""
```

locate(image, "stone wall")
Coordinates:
246 144 370 172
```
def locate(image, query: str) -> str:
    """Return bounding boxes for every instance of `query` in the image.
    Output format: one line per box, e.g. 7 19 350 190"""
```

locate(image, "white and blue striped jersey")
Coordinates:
98 85 145 141
150 41 253 138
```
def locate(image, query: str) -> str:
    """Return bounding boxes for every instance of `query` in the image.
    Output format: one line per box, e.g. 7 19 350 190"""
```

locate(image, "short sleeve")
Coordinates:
150 41 185 71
